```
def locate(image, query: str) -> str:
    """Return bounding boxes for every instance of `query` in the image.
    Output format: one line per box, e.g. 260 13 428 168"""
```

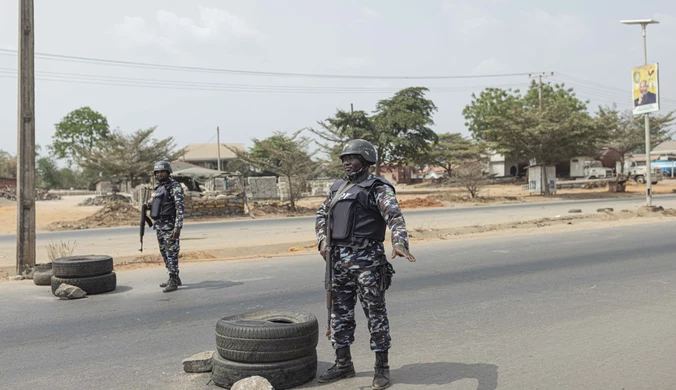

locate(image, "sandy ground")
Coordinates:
1 181 675 235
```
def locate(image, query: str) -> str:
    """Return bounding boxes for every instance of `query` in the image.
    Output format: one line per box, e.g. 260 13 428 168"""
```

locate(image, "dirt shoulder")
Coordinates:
110 206 676 273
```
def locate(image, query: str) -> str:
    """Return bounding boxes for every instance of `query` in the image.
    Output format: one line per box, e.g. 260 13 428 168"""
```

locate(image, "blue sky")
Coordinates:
0 0 675 158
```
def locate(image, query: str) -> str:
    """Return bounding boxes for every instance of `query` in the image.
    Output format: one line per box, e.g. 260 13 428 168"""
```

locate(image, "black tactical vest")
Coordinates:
329 176 395 248
150 181 177 221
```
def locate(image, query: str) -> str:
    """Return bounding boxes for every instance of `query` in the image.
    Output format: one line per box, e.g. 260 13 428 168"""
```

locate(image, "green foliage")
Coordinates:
227 131 320 211
76 126 184 186
0 150 16 179
462 82 599 164
50 106 110 166
309 87 439 175
427 132 485 176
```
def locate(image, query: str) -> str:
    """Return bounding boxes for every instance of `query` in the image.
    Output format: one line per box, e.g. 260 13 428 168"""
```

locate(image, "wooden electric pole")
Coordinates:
528 72 554 109
16 0 36 275
216 126 221 171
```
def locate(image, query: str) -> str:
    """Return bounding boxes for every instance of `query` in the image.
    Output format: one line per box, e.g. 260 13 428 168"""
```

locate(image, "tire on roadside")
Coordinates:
33 263 53 286
215 309 318 363
51 272 117 295
53 255 114 278
211 351 317 390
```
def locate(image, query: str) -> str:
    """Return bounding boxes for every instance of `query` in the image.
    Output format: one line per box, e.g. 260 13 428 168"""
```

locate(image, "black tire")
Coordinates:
215 309 318 363
211 351 316 390
51 272 117 295
53 255 114 278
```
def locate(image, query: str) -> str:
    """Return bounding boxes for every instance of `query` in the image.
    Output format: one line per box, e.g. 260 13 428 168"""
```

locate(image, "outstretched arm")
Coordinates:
374 184 416 262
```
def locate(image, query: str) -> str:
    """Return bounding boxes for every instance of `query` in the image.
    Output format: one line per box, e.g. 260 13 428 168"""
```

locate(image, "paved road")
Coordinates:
2 220 676 389
3 194 676 269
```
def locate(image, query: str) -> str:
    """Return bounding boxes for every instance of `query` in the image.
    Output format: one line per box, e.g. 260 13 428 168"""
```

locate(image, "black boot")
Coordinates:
160 272 181 287
372 351 390 389
317 346 356 383
163 274 179 293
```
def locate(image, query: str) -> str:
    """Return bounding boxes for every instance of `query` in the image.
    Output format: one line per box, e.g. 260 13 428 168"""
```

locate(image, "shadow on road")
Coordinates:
181 280 244 291
101 285 133 295
390 362 499 389
300 360 498 389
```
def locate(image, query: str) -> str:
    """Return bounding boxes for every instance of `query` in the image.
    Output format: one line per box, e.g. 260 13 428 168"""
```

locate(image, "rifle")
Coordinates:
324 211 333 340
139 187 153 252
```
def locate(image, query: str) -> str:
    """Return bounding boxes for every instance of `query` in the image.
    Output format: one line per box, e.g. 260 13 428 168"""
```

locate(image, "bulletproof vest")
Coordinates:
150 180 177 221
329 176 394 248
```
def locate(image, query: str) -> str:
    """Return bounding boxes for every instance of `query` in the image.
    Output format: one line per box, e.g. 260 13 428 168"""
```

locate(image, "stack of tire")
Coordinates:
211 309 319 389
50 255 117 296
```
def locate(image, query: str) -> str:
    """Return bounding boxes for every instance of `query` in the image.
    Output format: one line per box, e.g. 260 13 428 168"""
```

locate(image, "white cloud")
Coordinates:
519 8 590 41
341 57 373 68
441 1 505 36
112 7 264 54
471 58 507 75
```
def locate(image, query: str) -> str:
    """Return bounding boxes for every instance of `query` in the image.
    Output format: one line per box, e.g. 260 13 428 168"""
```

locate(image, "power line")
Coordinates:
0 49 545 80
0 69 528 94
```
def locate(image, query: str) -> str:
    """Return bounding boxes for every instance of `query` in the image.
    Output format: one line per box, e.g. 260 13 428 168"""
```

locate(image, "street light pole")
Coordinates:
621 19 659 207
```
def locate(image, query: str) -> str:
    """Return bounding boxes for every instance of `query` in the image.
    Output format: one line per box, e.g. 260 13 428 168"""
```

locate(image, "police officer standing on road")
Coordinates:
148 161 185 293
315 139 416 389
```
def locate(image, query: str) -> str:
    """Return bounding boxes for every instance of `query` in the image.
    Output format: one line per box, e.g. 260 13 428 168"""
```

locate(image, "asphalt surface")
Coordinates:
4 194 676 269
1 193 675 242
2 220 676 389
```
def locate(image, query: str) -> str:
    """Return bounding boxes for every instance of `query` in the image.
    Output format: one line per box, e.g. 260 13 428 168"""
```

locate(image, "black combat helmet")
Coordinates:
153 160 173 174
339 139 377 165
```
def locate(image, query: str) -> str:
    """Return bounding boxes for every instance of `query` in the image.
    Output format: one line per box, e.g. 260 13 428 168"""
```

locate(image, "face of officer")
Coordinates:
154 170 169 181
341 154 364 175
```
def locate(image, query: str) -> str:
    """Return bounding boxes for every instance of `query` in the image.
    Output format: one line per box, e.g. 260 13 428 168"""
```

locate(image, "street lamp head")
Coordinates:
621 19 659 25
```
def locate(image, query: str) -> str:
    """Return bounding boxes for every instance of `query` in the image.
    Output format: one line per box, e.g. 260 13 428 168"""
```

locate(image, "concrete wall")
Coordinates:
246 176 278 200
307 179 334 196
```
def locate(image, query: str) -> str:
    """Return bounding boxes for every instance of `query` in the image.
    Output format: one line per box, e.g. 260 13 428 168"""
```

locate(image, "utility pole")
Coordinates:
350 103 354 114
622 19 659 207
16 0 36 275
528 72 554 109
216 126 221 172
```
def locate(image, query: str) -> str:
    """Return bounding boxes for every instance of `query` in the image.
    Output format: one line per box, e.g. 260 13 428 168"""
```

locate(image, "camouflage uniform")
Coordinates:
316 174 409 352
152 178 185 276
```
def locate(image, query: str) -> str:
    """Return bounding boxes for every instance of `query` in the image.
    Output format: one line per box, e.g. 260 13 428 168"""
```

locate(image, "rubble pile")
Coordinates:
398 197 443 209
79 193 131 206
0 187 61 201
184 192 246 218
46 203 140 231
251 201 315 216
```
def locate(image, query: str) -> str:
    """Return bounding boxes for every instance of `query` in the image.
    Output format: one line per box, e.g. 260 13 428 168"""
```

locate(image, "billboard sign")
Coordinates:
632 63 659 115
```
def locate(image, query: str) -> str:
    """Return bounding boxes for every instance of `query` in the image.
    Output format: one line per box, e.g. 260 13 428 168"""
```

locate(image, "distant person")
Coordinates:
315 139 417 389
147 160 185 293
635 80 657 106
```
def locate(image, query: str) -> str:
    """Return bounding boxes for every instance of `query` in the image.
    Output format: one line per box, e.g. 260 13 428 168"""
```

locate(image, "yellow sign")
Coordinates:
632 63 659 115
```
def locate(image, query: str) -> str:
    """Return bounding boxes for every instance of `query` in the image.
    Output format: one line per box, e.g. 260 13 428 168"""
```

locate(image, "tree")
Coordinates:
0 150 16 179
308 87 439 175
596 105 675 172
308 109 377 177
463 82 601 195
50 106 111 166
373 87 439 170
427 133 485 176
227 131 320 211
76 127 184 187
455 159 485 198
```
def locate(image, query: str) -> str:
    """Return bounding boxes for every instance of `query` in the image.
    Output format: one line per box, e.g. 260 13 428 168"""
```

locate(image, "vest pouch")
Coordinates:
150 186 166 219
330 194 358 240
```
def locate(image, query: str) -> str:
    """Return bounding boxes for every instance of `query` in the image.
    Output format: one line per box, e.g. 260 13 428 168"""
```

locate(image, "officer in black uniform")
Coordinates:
148 161 185 293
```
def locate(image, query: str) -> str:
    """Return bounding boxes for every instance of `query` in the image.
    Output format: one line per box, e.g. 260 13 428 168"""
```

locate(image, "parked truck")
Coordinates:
624 160 663 185
570 157 614 179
